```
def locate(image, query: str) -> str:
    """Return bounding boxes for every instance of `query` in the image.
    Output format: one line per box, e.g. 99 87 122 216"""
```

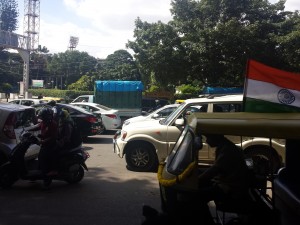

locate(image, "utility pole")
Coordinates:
21 0 40 97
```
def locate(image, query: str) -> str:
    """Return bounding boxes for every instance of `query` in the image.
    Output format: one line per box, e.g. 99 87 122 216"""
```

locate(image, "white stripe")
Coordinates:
246 79 300 107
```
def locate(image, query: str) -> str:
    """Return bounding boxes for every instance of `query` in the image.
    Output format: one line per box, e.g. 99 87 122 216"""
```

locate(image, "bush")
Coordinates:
29 89 93 102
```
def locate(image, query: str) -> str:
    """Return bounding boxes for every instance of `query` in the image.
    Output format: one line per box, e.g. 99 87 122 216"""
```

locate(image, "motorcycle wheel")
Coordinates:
65 165 84 184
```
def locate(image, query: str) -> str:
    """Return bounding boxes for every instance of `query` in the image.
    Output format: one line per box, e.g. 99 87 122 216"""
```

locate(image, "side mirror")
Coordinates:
152 113 159 119
175 118 185 126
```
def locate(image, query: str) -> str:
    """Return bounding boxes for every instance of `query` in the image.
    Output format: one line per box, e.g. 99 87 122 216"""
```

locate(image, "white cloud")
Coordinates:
17 0 299 59
285 0 300 11
37 0 172 58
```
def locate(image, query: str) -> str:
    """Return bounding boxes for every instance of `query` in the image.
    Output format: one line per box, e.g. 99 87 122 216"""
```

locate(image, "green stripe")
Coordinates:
244 98 300 113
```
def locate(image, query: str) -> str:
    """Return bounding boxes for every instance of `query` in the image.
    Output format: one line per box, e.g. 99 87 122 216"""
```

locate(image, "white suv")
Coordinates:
113 94 285 172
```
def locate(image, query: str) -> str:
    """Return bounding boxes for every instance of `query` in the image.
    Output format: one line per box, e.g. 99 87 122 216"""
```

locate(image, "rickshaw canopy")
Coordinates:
192 112 300 139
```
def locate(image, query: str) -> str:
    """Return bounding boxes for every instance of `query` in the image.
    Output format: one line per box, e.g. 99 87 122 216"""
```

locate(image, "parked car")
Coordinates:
32 103 104 138
113 94 285 172
8 98 48 106
142 98 169 112
41 97 65 103
0 103 40 164
122 104 180 128
70 102 122 131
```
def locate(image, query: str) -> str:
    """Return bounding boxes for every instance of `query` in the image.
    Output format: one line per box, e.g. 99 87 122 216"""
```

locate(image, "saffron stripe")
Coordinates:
247 60 300 92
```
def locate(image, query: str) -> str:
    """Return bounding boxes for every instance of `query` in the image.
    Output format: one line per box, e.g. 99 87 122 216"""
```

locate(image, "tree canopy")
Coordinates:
1 0 300 95
0 0 18 31
127 0 300 89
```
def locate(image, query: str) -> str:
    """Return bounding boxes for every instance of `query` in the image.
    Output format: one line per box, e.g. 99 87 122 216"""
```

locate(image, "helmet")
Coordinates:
38 108 53 122
47 100 56 107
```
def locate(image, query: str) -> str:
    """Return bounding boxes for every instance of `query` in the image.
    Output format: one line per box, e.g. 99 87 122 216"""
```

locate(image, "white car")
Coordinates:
70 102 122 131
8 98 47 106
122 104 180 128
113 94 285 172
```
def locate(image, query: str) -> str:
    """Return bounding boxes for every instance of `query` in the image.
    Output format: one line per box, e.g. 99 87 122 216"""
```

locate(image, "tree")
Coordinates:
0 0 18 31
96 49 141 81
170 0 293 86
127 18 189 89
273 11 300 69
128 0 300 89
0 50 23 91
47 50 97 89
68 74 95 91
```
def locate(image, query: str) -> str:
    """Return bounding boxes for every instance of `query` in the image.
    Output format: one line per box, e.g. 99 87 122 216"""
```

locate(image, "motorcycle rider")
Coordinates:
47 100 58 121
26 107 58 178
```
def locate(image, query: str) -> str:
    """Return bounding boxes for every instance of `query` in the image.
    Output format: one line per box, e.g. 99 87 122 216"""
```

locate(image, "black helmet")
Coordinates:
38 108 53 122
47 100 56 106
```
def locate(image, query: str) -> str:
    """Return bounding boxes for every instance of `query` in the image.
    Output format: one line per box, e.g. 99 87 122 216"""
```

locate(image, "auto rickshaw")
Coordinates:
152 112 300 225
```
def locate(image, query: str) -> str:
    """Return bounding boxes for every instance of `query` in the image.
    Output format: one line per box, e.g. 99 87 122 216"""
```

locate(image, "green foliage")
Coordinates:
47 50 98 88
127 18 189 89
127 0 300 89
29 88 93 102
148 85 160 92
68 74 95 91
0 82 12 93
95 50 141 81
177 84 201 95
0 0 18 31
0 51 23 91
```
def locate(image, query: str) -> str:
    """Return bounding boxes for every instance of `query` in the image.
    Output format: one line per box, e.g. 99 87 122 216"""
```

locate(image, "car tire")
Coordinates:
244 146 282 174
125 142 158 172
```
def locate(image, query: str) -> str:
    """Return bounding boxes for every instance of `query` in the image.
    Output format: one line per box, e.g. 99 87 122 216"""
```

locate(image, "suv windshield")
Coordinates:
162 103 187 125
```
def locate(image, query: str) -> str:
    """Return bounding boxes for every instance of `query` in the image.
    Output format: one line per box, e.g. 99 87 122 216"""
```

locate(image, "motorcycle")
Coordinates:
0 131 89 189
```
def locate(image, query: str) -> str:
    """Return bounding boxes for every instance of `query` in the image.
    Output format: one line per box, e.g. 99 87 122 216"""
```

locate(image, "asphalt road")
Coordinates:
0 130 161 225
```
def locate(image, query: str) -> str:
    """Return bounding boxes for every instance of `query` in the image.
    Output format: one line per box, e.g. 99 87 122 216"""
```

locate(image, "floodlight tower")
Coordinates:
68 36 79 51
23 0 40 52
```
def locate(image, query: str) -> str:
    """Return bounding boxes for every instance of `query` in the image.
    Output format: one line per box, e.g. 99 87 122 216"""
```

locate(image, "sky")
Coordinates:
16 0 300 59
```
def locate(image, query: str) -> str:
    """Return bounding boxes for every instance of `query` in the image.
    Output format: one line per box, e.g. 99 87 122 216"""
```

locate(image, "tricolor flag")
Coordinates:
243 59 300 112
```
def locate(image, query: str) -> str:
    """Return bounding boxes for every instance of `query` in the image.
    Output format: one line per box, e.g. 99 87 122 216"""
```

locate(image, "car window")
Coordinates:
212 103 243 112
14 108 36 128
185 104 207 116
89 106 99 112
22 100 33 106
73 97 89 103
67 105 91 114
157 107 176 118
10 100 20 104
95 104 111 111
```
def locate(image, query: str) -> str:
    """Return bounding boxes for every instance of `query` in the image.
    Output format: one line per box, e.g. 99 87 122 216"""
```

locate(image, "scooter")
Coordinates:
0 131 89 189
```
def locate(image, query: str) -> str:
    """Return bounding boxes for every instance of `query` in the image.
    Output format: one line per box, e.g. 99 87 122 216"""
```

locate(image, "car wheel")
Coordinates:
244 146 282 174
125 142 158 172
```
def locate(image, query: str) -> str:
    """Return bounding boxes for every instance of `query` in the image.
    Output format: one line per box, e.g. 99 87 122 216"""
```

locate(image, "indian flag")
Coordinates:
243 59 300 112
